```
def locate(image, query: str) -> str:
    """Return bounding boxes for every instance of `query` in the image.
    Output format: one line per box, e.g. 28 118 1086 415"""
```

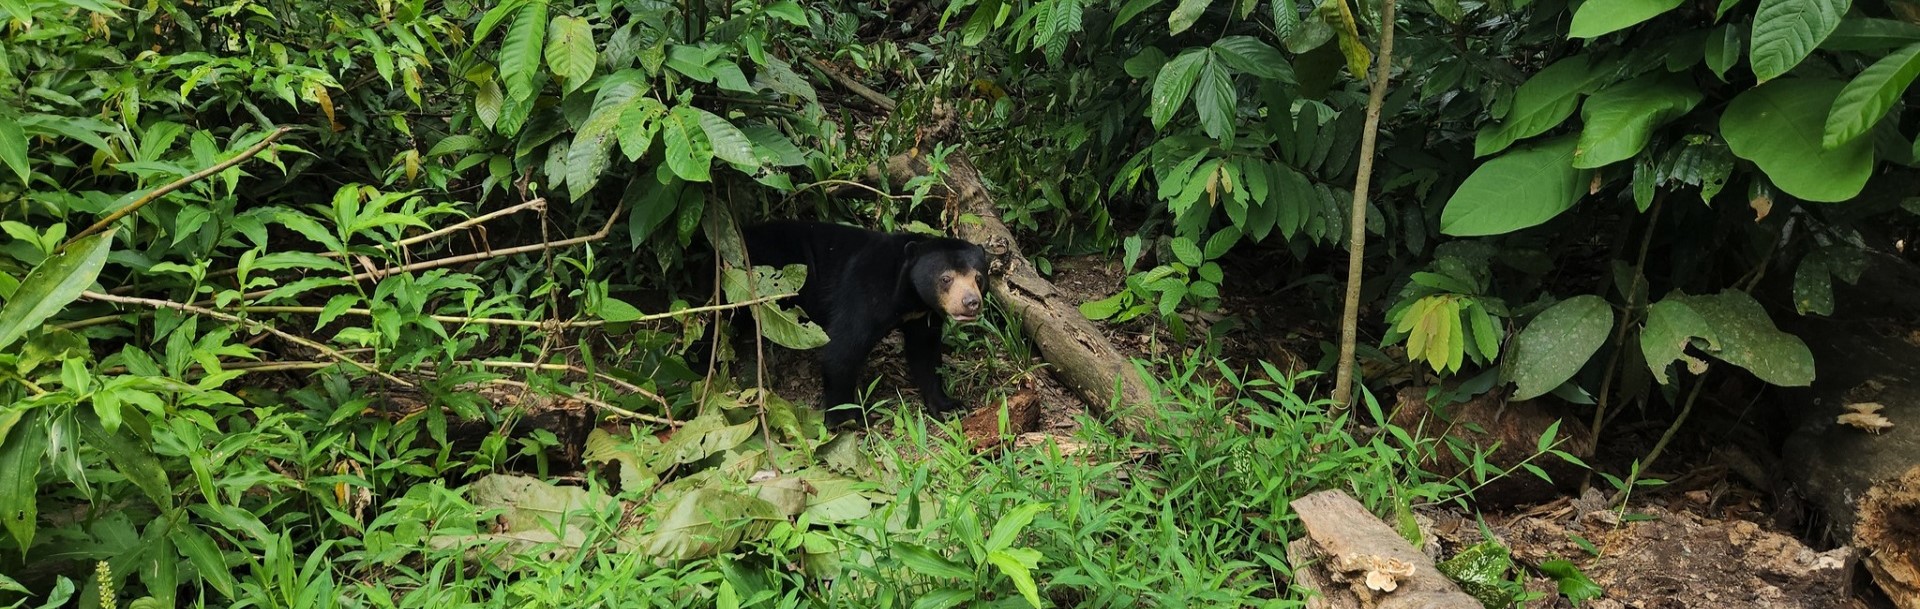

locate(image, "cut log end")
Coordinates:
1288 490 1483 609
1857 465 1920 608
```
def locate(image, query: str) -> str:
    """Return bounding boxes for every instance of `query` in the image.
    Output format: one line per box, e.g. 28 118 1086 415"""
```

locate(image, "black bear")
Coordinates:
740 220 989 426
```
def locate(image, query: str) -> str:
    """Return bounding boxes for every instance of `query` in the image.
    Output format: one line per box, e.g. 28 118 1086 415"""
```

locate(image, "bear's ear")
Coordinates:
903 240 923 257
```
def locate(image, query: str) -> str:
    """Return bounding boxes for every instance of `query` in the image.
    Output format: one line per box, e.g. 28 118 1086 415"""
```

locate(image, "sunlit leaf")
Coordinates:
1441 137 1589 236
1824 42 1920 149
1721 79 1873 202
0 229 114 350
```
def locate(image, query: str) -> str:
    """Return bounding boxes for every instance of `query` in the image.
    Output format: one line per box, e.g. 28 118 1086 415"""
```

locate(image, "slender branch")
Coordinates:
63 126 294 248
806 56 897 111
80 290 414 387
1332 0 1398 409
482 378 675 427
1581 196 1664 491
58 292 795 332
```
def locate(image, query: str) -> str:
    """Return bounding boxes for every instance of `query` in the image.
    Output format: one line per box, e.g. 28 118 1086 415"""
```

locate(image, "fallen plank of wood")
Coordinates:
1288 490 1481 609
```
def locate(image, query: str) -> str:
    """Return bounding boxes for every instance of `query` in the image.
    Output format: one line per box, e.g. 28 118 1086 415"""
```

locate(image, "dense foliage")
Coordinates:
5 0 1919 604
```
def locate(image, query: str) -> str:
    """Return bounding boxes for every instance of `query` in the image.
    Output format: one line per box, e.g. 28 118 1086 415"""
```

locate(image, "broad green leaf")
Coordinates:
1539 560 1604 604
1114 0 1163 30
499 1 548 101
1672 290 1815 386
752 303 828 349
1509 295 1614 400
987 548 1045 608
1640 299 1719 385
0 409 45 552
662 108 713 182
1706 24 1743 81
765 0 808 26
545 15 597 93
1567 0 1684 38
0 114 27 183
1823 43 1920 149
1212 36 1292 81
1574 74 1703 168
1722 79 1873 202
1150 49 1208 129
1080 292 1128 320
986 502 1051 553
566 103 623 200
895 542 973 579
1203 226 1241 258
0 229 114 350
1441 137 1589 236
1168 0 1212 34
1193 56 1237 140
1475 57 1594 157
1750 0 1850 82
695 109 760 169
1821 18 1920 51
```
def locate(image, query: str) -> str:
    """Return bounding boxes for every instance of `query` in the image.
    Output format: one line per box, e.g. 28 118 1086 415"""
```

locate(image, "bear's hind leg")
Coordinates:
903 315 963 416
819 325 883 427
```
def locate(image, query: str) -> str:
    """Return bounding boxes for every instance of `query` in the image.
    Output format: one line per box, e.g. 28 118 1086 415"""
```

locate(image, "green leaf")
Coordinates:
985 502 1050 552
0 409 45 552
1722 79 1873 202
1574 73 1703 168
894 542 973 579
662 107 713 182
695 109 760 169
1151 49 1208 130
1567 0 1685 38
545 16 596 93
1539 560 1604 603
909 590 976 609
499 1 548 101
1170 238 1203 267
752 303 829 349
1080 292 1128 320
636 487 782 560
77 409 172 510
1509 295 1614 400
1272 0 1298 38
1474 57 1594 157
1793 254 1835 315
0 114 28 184
566 103 623 200
1671 290 1815 386
1750 0 1850 82
1824 43 1920 149
0 229 114 350
1640 299 1719 384
1212 36 1292 81
1168 0 1212 34
1822 18 1920 51
1203 226 1241 258
1441 137 1590 236
1706 23 1744 81
986 548 1045 609
1192 55 1237 140
765 0 808 26
171 526 235 598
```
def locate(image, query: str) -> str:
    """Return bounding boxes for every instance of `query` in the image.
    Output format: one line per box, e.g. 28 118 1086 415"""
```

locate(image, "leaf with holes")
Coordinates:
1672 290 1815 386
1640 298 1719 385
545 15 596 93
1509 295 1614 400
662 107 714 182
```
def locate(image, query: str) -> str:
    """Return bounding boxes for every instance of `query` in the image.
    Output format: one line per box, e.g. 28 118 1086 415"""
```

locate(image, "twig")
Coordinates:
481 378 675 427
59 292 796 332
63 126 294 248
1581 196 1664 492
1332 0 1398 409
806 57 898 111
79 290 414 387
1613 367 1708 507
200 204 624 305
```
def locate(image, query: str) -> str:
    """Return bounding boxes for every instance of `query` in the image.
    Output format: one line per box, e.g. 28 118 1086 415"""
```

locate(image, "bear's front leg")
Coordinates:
819 325 883 427
903 315 963 416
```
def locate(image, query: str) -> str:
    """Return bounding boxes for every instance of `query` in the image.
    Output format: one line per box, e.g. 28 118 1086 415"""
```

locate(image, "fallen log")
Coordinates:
1857 465 1920 609
1287 490 1481 609
876 150 1159 438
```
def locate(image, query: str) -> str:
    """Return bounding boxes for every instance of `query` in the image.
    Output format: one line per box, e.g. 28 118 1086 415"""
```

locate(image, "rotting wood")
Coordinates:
1857 465 1920 609
1288 490 1481 609
876 150 1160 438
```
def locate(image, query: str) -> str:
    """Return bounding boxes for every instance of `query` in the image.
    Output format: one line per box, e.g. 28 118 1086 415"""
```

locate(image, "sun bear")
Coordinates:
740 220 989 426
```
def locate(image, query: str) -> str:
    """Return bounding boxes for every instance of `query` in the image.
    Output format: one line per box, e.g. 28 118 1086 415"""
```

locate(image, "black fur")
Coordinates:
741 220 989 426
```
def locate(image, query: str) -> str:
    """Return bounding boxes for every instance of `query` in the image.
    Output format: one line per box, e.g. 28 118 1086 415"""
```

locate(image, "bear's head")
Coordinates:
905 238 990 322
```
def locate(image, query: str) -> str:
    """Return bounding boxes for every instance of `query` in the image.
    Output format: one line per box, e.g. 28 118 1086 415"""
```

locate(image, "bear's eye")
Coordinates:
940 274 953 285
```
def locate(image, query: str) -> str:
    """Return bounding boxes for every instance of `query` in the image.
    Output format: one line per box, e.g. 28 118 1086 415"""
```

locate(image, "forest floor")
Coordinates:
731 251 1880 608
